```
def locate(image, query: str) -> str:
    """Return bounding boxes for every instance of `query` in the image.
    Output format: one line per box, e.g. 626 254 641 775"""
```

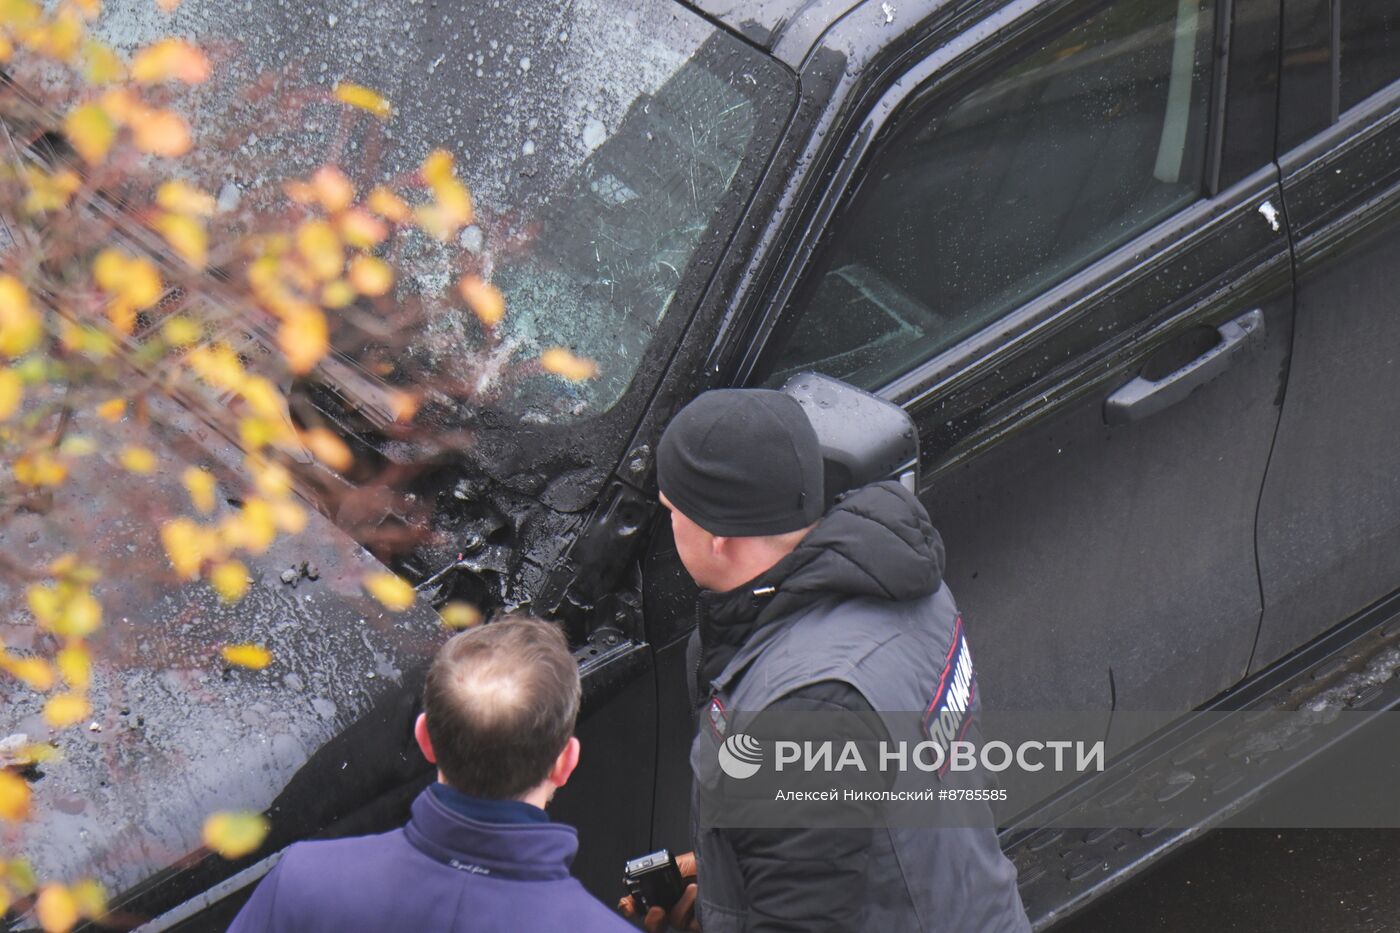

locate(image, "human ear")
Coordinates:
413 712 437 764
549 736 581 789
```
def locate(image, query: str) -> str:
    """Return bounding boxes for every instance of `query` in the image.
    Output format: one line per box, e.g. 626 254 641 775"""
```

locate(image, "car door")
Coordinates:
1250 0 1400 671
747 0 1291 714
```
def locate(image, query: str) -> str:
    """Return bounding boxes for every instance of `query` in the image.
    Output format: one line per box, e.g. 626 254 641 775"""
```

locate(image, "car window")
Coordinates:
1340 0 1400 111
94 0 792 424
764 0 1216 390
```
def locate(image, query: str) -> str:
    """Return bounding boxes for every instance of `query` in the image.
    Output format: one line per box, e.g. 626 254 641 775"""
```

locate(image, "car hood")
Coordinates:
0 396 448 925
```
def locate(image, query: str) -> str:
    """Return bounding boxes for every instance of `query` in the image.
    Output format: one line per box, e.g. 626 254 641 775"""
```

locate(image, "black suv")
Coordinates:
10 0 1400 928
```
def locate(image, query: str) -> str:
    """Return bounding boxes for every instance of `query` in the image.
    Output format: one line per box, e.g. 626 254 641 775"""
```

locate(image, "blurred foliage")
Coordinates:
0 0 598 927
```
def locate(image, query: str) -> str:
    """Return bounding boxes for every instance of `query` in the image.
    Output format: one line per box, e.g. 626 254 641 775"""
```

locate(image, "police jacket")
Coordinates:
687 481 1029 933
227 784 634 933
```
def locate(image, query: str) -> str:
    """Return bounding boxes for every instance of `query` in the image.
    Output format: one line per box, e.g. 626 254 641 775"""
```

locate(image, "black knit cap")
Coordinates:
657 388 824 537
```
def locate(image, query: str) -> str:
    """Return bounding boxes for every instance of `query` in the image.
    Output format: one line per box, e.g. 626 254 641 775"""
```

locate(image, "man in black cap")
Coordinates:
644 388 1028 933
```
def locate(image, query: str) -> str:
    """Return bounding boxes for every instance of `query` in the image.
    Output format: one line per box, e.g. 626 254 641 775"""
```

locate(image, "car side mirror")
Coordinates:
780 372 919 508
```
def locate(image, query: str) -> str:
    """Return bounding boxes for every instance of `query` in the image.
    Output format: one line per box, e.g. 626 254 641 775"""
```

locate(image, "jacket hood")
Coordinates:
702 480 944 638
694 481 946 702
776 480 944 605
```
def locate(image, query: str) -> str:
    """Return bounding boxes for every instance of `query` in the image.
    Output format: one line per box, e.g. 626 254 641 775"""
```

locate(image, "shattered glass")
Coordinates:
92 0 787 422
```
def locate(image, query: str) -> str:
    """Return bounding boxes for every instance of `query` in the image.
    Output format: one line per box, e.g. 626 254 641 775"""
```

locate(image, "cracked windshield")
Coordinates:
96 0 788 423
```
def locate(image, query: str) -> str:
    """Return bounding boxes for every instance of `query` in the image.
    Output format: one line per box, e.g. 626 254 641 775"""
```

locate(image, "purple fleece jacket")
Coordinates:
227 786 634 932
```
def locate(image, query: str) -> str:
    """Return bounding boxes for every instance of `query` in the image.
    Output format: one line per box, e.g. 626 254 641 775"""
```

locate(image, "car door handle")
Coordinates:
1104 308 1265 425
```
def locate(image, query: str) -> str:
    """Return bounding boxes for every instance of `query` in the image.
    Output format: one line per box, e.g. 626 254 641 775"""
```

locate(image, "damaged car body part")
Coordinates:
6 0 1400 929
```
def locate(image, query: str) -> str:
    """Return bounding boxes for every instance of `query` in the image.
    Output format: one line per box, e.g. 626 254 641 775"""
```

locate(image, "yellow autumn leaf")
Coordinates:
36 884 78 933
421 149 454 186
43 692 90 729
387 390 418 422
131 38 209 84
93 249 162 308
13 452 66 486
411 203 452 241
319 279 354 309
58 435 96 457
1 653 54 691
95 397 124 421
161 517 214 579
3 741 59 770
0 0 41 29
252 460 292 500
118 446 157 473
161 315 200 346
0 275 40 357
238 416 279 450
4 857 37 895
132 108 191 156
364 572 415 611
210 560 249 603
81 38 124 84
186 343 246 392
69 879 105 920
295 219 343 281
439 602 482 629
22 166 81 214
366 186 409 222
56 643 91 689
156 179 215 216
311 165 354 213
0 368 20 419
237 376 284 421
540 347 598 381
220 644 270 669
157 0 181 11
57 321 109 357
433 178 473 227
226 498 276 553
63 103 114 165
49 555 99 584
182 466 216 513
0 770 31 821
26 583 59 625
55 590 100 638
458 275 504 328
300 426 352 470
154 211 206 267
336 209 387 249
107 300 136 337
278 308 329 374
21 9 81 61
348 255 392 297
333 82 392 120
97 87 137 123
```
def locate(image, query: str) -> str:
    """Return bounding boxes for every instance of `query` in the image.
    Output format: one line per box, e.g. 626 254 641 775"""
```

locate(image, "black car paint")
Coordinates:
640 0 1396 920
1254 82 1400 671
332 0 1397 917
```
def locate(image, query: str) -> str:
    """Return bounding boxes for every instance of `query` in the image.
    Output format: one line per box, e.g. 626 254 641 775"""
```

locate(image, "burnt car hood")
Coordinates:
0 396 448 926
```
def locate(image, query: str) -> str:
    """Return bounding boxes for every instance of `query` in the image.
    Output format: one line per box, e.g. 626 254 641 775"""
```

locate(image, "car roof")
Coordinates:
677 0 871 65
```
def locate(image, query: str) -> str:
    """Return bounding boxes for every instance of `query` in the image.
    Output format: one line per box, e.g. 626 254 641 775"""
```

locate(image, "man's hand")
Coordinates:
617 851 700 932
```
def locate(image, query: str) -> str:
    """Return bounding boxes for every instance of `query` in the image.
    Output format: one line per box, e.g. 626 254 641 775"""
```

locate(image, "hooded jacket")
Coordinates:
688 481 1028 933
227 785 633 933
